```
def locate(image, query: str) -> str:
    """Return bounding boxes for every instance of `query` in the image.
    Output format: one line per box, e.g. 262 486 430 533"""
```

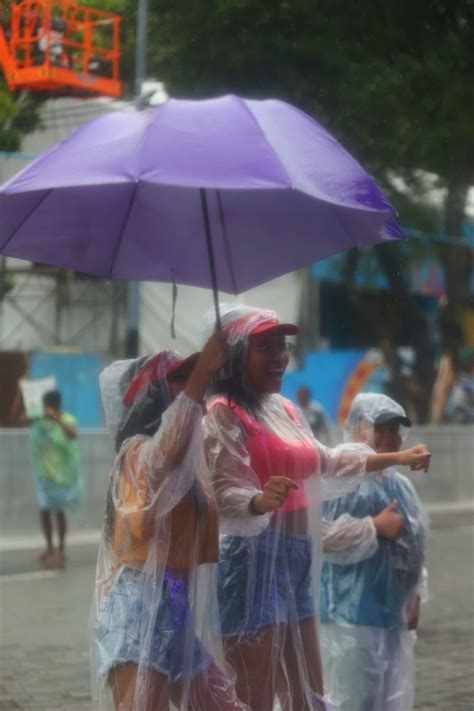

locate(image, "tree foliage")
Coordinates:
0 0 42 150
93 0 473 420
17 0 474 419
0 82 42 151
119 0 474 208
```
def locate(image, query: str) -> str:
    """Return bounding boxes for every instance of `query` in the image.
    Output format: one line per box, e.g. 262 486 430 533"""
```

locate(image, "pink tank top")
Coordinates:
210 398 319 512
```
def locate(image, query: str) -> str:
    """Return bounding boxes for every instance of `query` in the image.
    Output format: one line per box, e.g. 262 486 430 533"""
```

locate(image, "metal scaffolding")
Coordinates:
0 257 127 354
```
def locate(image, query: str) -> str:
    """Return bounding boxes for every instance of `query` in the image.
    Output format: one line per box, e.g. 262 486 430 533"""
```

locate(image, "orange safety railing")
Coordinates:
0 0 121 98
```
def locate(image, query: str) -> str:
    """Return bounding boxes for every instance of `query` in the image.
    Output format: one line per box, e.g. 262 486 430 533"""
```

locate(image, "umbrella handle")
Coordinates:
200 188 221 329
218 360 233 381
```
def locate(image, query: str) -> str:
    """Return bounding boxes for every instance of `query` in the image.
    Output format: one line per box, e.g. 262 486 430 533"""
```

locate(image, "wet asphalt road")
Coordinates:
0 511 473 710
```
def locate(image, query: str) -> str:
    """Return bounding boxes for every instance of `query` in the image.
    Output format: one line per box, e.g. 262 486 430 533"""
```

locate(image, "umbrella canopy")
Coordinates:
0 95 402 294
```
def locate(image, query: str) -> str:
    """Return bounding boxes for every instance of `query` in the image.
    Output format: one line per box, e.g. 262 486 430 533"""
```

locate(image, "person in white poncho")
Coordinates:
320 393 429 711
202 304 431 711
89 332 250 710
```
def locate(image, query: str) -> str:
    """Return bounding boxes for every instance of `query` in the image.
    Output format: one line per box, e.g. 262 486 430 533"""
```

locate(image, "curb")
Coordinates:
1 501 473 552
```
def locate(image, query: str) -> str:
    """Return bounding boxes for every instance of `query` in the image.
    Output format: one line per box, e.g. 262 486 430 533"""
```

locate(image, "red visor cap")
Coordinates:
224 315 299 338
250 319 299 336
123 351 200 406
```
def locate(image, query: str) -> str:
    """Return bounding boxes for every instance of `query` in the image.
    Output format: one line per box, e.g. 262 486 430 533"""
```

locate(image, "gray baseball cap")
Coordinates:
374 410 412 428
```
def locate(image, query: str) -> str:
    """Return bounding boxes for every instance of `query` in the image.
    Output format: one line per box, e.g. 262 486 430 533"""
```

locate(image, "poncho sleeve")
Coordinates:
322 514 379 564
112 391 204 527
294 404 377 500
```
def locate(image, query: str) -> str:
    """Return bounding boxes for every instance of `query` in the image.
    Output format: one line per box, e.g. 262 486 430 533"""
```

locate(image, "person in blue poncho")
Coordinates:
320 393 428 711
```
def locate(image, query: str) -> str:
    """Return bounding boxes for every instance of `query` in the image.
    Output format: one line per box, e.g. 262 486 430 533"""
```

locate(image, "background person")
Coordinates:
30 389 82 569
320 393 428 711
90 334 248 710
202 304 431 711
36 16 70 67
296 385 333 445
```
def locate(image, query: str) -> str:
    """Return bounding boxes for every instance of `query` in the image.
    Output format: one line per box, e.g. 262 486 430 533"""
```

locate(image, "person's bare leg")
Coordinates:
299 617 324 695
38 509 54 564
187 662 247 710
55 511 67 567
109 662 170 711
278 617 324 711
56 511 67 552
224 625 281 711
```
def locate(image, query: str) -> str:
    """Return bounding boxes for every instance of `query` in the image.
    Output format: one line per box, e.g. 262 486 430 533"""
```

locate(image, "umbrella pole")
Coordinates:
200 188 222 329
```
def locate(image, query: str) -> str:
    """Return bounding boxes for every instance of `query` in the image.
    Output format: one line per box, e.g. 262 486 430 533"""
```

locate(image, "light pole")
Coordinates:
134 0 148 102
126 0 148 357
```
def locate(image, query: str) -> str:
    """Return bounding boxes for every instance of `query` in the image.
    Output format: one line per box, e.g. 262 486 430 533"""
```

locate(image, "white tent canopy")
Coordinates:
139 272 303 355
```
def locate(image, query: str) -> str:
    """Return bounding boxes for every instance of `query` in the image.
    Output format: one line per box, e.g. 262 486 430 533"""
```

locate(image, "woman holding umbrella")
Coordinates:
202 303 431 711
90 332 249 710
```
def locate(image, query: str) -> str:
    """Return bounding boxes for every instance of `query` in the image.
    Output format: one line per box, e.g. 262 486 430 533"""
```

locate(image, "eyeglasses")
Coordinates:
248 342 296 357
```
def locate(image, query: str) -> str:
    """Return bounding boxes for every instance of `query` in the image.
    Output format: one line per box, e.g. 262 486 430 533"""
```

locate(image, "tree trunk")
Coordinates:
375 244 436 423
336 247 434 422
440 179 472 305
296 267 321 357
430 178 473 422
430 353 455 425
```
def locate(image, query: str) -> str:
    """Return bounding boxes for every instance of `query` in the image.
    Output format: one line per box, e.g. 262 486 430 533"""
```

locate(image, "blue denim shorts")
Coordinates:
36 477 83 513
218 529 315 636
94 566 211 683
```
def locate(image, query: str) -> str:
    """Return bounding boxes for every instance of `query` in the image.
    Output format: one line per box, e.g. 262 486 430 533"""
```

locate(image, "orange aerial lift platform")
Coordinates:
0 0 121 98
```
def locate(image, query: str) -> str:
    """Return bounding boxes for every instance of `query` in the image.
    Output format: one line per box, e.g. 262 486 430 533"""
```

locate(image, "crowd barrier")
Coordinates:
0 426 472 540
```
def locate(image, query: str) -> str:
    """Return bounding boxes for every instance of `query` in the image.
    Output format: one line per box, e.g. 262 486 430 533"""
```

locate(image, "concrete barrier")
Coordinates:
1 426 473 546
0 428 113 542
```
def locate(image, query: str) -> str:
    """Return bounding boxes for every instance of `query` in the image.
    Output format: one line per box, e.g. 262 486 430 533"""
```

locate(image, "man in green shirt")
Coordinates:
31 390 83 568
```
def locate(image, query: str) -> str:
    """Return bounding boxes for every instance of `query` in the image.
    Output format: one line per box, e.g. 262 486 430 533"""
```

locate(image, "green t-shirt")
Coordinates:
31 413 80 487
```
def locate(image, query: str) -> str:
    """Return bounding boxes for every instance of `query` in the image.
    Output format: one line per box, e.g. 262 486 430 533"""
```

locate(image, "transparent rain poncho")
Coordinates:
89 351 247 710
320 393 428 711
202 304 381 711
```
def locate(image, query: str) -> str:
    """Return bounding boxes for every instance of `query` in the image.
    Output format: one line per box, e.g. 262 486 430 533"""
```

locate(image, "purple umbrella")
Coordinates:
0 95 402 323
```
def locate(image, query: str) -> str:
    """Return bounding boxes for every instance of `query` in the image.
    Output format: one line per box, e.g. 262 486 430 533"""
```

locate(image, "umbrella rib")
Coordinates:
216 190 238 294
0 189 52 252
328 200 382 253
106 182 139 278
236 97 293 188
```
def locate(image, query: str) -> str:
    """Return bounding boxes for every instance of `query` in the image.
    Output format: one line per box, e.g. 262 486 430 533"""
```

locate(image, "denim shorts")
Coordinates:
94 566 211 683
36 477 83 513
218 528 315 636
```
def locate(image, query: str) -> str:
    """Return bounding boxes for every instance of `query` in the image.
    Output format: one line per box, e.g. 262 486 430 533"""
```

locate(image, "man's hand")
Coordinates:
406 595 421 630
372 500 404 540
43 407 77 438
250 476 298 514
397 445 431 472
